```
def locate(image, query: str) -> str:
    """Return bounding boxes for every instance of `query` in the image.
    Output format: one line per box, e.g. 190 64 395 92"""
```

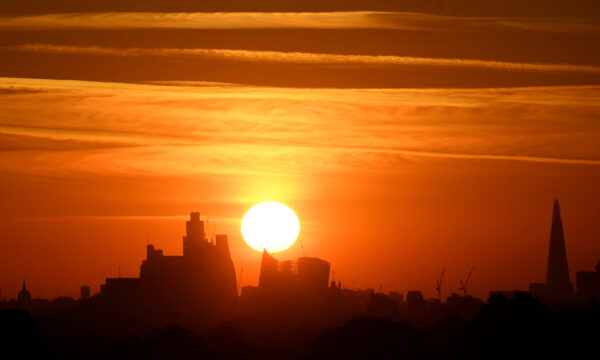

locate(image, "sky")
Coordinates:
0 1 599 300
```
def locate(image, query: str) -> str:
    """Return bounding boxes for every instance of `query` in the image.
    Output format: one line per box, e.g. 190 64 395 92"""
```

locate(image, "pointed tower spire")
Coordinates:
18 280 31 304
545 200 573 301
546 200 570 285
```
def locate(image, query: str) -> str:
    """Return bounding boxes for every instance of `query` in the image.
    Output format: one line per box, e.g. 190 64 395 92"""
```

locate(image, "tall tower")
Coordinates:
545 200 573 302
183 212 206 256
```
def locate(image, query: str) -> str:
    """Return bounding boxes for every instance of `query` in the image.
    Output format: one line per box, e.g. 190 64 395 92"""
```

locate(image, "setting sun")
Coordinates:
241 201 300 253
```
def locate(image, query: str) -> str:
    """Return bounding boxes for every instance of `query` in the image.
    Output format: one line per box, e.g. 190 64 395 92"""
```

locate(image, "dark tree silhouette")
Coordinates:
311 316 428 360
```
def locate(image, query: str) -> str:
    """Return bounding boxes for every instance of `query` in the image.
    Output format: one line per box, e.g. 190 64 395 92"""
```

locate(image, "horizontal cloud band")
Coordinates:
1 77 600 170
1 12 599 33
13 44 600 74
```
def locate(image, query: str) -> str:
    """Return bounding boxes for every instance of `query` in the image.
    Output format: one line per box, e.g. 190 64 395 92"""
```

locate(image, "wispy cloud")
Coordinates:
0 12 405 30
0 77 599 182
1 12 599 33
14 44 600 75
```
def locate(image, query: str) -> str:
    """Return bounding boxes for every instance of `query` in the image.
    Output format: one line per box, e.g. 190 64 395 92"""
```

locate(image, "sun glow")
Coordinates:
241 201 300 253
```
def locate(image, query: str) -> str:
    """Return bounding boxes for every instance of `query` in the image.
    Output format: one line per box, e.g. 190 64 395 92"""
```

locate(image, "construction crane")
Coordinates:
459 266 475 297
435 267 446 301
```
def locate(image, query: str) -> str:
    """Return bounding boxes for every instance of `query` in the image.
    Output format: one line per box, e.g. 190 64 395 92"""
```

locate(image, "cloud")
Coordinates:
1 11 599 33
0 77 599 184
14 44 600 75
0 131 136 152
0 12 412 30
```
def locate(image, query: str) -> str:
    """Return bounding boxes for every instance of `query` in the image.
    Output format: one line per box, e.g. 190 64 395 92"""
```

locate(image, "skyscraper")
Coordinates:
546 201 571 286
576 261 600 304
530 200 574 303
101 212 237 324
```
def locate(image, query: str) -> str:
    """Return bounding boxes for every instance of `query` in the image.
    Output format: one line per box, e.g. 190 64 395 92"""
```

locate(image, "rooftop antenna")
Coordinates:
435 267 446 301
459 266 475 297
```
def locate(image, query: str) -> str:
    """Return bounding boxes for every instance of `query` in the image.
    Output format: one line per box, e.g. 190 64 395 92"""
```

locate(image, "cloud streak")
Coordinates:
1 12 599 33
14 44 600 75
0 77 599 182
0 12 409 30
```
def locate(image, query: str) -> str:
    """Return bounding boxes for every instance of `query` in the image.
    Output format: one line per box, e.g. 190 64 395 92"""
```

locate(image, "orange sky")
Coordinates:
0 1 599 300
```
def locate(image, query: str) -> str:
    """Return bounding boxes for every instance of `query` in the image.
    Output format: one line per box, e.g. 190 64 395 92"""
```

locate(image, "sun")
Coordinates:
241 201 300 253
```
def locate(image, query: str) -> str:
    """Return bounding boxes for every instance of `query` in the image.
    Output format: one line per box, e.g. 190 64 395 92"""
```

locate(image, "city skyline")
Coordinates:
1 200 597 305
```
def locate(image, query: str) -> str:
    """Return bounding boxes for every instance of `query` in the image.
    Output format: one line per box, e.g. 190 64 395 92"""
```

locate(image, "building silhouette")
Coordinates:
1 204 594 339
80 285 90 300
17 281 31 305
405 290 428 323
100 212 237 324
530 200 574 303
239 250 336 322
367 292 399 318
576 261 600 304
257 250 331 294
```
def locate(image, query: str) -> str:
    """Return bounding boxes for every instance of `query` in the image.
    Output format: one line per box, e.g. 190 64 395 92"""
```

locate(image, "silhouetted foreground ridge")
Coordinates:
1 293 599 360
